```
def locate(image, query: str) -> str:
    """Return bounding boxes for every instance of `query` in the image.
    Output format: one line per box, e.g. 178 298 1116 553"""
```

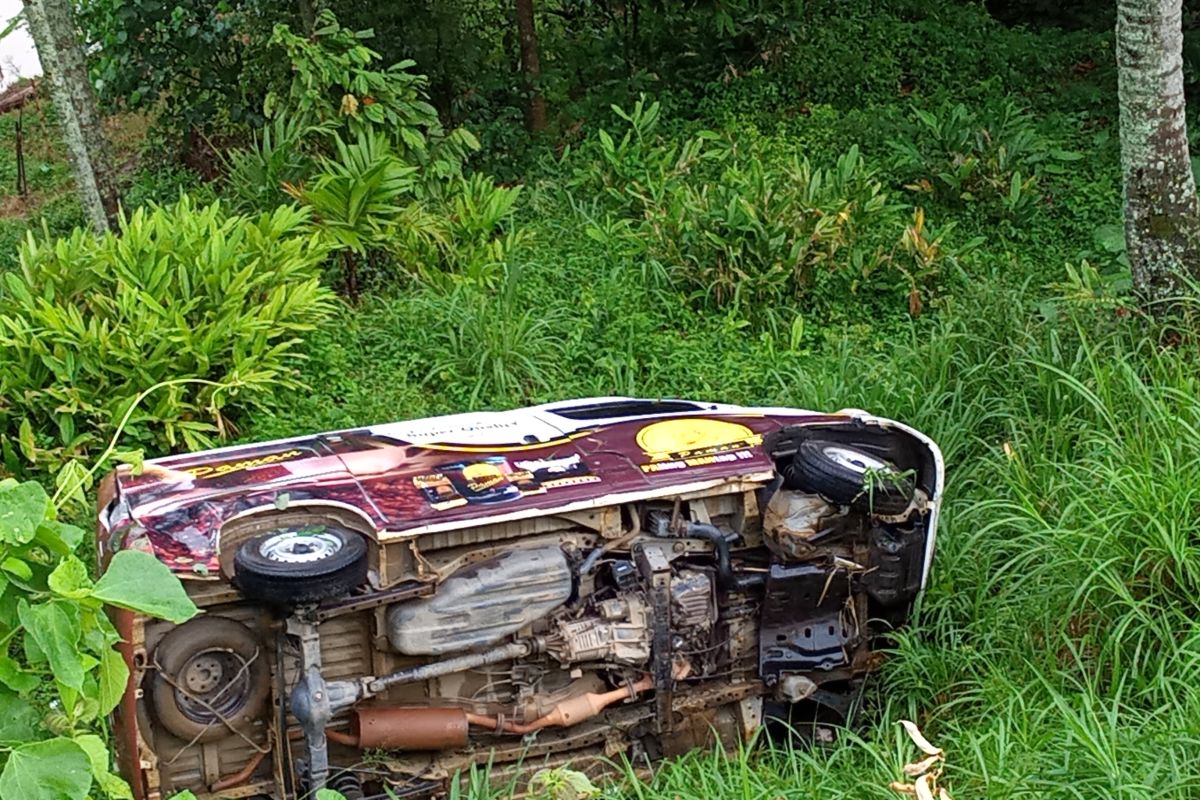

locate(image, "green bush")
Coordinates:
265 10 441 141
645 146 900 309
564 97 959 316
260 10 479 183
284 130 431 296
80 0 285 138
281 131 523 294
219 11 514 295
434 174 525 288
221 115 327 215
0 476 198 800
0 197 335 472
419 266 564 405
888 100 1081 221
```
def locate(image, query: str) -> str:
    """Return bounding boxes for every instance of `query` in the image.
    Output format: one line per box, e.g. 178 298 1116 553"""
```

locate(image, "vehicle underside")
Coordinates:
112 423 938 799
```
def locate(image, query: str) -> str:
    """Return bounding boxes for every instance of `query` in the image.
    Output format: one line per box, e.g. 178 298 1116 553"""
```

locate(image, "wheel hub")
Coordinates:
174 649 254 723
182 654 225 694
259 530 343 563
822 446 889 474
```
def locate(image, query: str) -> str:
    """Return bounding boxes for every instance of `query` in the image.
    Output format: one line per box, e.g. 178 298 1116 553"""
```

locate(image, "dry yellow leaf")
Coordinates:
900 720 944 756
903 755 943 776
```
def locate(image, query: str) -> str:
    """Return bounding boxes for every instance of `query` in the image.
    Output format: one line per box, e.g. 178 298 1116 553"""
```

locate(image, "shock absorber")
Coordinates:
328 771 365 799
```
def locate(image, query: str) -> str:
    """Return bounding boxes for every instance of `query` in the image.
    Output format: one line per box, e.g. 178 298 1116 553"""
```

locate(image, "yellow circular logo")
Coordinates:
462 462 505 491
636 418 757 461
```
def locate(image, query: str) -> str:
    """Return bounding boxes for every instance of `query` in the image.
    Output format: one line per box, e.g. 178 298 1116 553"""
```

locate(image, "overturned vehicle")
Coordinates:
96 398 944 799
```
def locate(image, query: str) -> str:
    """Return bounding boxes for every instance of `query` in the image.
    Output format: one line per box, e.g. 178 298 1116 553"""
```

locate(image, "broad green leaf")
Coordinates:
530 768 601 799
75 733 134 800
97 646 129 717
17 417 35 463
1093 223 1126 254
0 654 39 694
111 449 145 476
49 556 93 598
36 520 85 556
1 556 32 581
23 623 46 665
0 687 41 741
0 481 51 545
18 598 84 691
54 461 92 511
316 790 349 800
91 551 199 624
0 737 92 800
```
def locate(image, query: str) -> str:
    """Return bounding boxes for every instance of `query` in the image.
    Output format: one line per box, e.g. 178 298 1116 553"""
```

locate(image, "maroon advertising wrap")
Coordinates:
101 402 846 576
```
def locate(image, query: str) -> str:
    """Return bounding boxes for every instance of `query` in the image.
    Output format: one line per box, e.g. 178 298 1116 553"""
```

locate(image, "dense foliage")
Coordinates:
0 198 334 472
4 0 1200 798
0 478 199 800
79 0 286 134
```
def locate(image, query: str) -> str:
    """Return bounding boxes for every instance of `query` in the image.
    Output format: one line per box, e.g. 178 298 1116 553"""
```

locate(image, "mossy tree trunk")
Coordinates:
23 0 119 232
515 0 547 133
1117 0 1200 308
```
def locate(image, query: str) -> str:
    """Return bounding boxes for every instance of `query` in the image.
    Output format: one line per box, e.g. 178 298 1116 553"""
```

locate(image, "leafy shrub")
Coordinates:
564 97 953 316
570 96 714 216
263 9 479 181
222 10 474 214
0 477 198 800
219 11 515 294
732 0 1097 114
645 146 900 309
0 197 335 472
221 116 329 214
265 10 441 139
80 0 284 137
434 174 525 288
284 130 432 296
888 100 1080 220
118 164 215 211
282 132 522 293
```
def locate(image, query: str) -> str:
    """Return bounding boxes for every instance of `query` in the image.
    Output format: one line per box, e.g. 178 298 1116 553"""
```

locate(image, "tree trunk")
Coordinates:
297 0 316 33
23 0 119 232
514 0 547 133
1117 0 1200 307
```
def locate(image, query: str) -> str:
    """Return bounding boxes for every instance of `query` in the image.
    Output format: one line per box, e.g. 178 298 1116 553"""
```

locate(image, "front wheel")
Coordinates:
780 439 915 516
233 524 368 606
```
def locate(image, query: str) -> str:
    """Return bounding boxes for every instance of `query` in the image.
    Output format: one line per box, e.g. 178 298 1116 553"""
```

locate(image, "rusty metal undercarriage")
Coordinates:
118 471 930 799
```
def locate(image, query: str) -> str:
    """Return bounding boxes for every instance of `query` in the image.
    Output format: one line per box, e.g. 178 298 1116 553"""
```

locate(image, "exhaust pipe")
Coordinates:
325 707 470 750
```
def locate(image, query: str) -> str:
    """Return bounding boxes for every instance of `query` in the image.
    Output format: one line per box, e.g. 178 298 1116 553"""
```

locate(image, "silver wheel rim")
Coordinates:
822 446 889 475
258 530 343 563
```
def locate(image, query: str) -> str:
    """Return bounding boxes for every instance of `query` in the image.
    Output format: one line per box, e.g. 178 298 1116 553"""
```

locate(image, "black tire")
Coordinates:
149 616 272 743
780 439 915 516
233 524 368 606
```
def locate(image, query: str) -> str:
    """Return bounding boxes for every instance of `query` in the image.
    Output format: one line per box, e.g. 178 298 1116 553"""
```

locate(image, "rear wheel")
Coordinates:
149 616 272 743
781 439 915 516
233 524 368 606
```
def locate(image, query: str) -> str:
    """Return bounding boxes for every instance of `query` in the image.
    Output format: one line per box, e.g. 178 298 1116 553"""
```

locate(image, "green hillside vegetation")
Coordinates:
2 0 1200 797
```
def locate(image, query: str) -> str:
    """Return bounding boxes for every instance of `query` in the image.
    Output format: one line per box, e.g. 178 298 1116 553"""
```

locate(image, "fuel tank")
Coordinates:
386 545 573 655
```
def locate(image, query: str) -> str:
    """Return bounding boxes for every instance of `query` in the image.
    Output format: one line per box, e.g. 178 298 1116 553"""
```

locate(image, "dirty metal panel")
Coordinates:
759 562 858 679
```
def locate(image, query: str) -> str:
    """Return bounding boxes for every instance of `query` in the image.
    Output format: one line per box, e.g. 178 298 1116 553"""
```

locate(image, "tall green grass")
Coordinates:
228 3 1195 793
578 295 1200 799
247 258 1200 799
